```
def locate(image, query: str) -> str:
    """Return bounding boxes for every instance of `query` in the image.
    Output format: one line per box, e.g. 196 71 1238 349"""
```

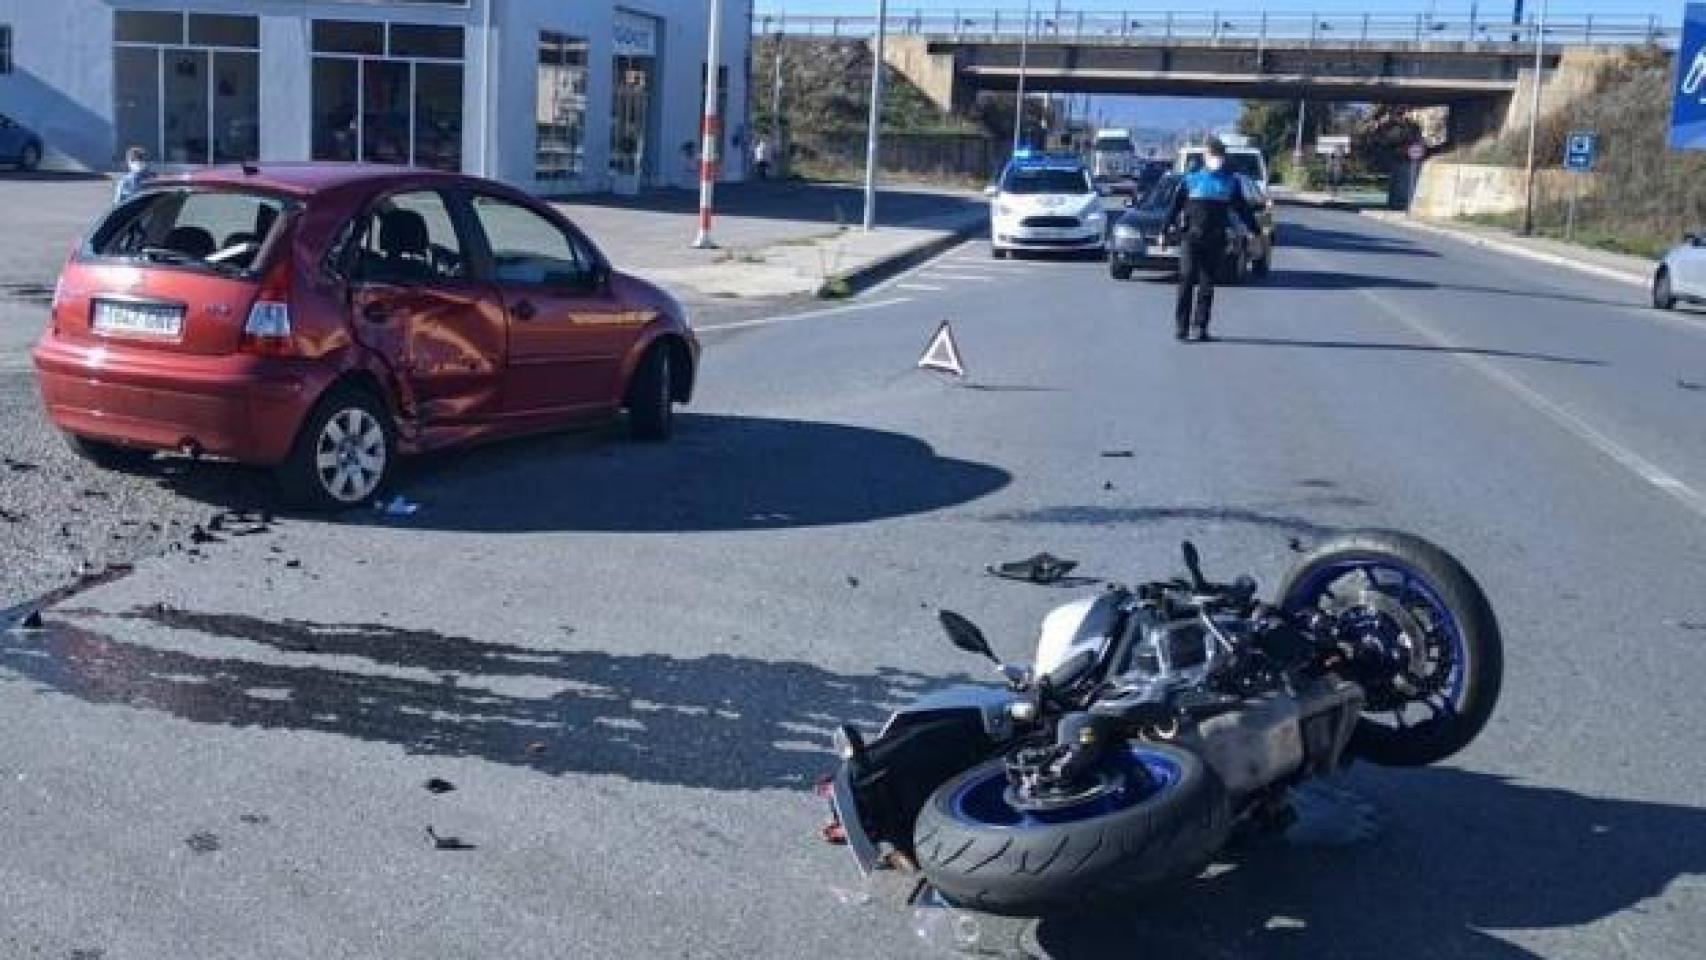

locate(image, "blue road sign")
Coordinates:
1564 131 1598 172
1671 3 1706 149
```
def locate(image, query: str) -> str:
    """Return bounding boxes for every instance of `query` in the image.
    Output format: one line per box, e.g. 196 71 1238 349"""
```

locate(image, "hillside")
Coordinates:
1458 46 1699 257
749 36 974 136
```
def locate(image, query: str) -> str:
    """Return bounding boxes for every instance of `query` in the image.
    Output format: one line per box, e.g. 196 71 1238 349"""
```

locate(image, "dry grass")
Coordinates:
1462 46 1706 254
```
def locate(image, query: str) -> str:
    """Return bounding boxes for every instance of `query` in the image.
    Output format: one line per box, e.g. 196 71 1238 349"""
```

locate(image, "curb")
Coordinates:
1360 211 1653 289
815 214 988 299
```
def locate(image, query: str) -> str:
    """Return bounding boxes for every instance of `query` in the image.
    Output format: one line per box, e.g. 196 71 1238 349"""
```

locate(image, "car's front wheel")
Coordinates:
1654 268 1677 310
627 345 676 442
19 143 41 172
1109 261 1133 281
277 384 395 510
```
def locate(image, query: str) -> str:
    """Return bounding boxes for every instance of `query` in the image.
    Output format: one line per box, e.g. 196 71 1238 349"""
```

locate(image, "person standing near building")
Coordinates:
1166 138 1260 342
753 135 773 180
113 147 153 206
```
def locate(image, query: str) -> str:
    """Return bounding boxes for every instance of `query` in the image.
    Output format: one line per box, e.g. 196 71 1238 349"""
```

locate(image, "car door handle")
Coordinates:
512 300 538 322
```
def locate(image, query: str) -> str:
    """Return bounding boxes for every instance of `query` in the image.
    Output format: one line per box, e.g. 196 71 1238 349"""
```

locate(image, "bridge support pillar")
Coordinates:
880 35 968 115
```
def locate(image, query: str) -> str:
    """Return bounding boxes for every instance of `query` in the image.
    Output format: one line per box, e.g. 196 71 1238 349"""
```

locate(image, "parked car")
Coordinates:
33 163 699 508
0 112 44 171
1652 231 1706 310
986 151 1108 259
1106 173 1274 283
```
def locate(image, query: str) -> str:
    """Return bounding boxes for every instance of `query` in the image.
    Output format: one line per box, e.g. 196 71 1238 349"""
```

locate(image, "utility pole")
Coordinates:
693 0 724 247
1520 0 1547 236
1293 99 1307 163
861 0 889 231
770 11 784 155
1012 0 1031 155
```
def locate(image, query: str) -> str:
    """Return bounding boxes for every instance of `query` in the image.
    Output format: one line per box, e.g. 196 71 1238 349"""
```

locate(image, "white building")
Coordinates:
0 0 752 192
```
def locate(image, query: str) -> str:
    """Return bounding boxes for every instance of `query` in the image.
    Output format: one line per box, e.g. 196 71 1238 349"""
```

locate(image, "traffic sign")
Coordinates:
1672 3 1706 149
1564 131 1598 172
1407 143 1426 162
918 321 965 378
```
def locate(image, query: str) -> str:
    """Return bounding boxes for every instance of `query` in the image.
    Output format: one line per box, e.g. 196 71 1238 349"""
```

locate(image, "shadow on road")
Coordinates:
4 607 968 791
1212 335 1606 367
1033 767 1706 960
557 180 984 230
149 413 1012 531
986 504 1349 537
1280 223 1440 258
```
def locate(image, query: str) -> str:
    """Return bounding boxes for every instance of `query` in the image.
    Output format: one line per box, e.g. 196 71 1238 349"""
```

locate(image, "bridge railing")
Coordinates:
752 9 1674 47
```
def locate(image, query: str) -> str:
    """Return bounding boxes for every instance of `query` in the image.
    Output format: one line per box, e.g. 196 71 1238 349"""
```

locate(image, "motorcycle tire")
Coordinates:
912 742 1228 917
1277 529 1504 768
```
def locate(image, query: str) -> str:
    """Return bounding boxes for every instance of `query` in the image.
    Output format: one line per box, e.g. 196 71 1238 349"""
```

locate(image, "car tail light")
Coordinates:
242 259 295 356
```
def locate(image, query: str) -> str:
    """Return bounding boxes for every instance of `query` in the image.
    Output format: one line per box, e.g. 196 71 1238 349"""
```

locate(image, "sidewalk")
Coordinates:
1360 210 1656 287
553 180 987 301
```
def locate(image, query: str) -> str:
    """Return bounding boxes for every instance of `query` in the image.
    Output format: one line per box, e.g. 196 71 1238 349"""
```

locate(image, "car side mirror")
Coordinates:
983 185 1000 198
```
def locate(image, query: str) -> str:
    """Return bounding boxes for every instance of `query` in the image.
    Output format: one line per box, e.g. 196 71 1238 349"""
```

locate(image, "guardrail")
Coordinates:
752 9 1674 46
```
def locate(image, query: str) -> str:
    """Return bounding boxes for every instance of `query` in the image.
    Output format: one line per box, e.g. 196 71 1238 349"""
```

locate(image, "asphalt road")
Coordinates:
2 205 1704 959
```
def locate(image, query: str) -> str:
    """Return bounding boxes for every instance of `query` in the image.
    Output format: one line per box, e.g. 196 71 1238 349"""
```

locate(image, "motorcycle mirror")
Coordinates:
938 610 999 663
1181 540 1209 591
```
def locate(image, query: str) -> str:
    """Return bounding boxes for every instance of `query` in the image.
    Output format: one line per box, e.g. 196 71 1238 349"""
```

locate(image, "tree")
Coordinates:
1236 100 1351 159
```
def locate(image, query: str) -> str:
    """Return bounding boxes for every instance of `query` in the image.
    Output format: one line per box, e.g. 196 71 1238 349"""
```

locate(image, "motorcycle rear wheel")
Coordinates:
912 742 1228 917
1277 529 1504 767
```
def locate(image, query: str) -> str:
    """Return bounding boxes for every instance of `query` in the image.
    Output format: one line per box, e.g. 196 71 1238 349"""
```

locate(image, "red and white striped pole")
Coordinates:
693 0 725 248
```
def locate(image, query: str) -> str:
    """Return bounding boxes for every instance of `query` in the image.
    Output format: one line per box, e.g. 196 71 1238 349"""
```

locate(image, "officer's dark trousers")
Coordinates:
1175 239 1219 335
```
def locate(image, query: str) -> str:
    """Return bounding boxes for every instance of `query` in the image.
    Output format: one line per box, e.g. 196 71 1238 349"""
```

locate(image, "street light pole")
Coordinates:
770 11 785 154
1012 0 1031 155
693 0 725 248
1520 0 1547 236
861 0 889 231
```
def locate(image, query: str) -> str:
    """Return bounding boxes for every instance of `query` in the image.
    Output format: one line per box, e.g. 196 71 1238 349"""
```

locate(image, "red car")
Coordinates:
34 163 698 508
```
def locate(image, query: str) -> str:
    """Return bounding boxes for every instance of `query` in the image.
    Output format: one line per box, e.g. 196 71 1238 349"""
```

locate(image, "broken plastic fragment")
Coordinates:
376 495 420 517
424 777 456 794
19 610 44 631
425 826 475 850
987 552 1079 585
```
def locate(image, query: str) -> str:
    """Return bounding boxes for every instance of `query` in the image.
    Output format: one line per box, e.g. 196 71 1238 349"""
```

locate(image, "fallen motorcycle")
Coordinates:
824 530 1502 917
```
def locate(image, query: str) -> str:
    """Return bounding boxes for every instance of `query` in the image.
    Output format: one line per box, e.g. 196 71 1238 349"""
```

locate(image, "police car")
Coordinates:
985 152 1107 259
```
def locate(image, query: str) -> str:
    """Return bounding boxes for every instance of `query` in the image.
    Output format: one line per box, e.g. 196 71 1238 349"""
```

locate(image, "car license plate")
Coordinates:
92 299 184 338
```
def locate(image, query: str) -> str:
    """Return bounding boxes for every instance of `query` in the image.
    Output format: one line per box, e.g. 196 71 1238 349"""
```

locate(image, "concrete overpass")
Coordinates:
757 9 1674 143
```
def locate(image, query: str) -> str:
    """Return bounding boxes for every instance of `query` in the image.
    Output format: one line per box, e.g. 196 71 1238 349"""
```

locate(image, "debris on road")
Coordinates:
0 507 21 523
424 777 456 794
2 457 38 473
846 576 860 588
184 831 222 854
17 610 44 631
189 524 221 545
426 826 476 851
987 552 1079 585
525 741 549 755
1679 378 1703 392
376 495 421 517
1100 450 1135 458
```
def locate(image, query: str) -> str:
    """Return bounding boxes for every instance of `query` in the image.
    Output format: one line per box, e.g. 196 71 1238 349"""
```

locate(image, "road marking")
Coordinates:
895 283 943 292
1353 286 1706 521
696 297 913 332
863 239 975 297
923 273 997 282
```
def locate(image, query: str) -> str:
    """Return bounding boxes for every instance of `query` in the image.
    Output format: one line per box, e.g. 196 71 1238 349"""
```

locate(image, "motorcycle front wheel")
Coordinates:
912 742 1228 917
1278 529 1504 767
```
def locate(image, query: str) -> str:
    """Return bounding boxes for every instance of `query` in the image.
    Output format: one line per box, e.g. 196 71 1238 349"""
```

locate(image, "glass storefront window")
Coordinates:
311 58 359 162
537 32 587 182
113 14 258 165
415 63 463 172
310 21 465 172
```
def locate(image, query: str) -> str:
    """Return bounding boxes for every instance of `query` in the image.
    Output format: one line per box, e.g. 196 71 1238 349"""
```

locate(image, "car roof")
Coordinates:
147 162 486 198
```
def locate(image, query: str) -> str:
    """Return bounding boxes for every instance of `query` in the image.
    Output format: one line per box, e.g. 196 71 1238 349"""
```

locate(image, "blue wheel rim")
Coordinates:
948 745 1180 830
1283 556 1469 729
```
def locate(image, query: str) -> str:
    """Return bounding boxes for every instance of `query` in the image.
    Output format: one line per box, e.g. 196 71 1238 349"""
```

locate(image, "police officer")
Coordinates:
1166 139 1261 342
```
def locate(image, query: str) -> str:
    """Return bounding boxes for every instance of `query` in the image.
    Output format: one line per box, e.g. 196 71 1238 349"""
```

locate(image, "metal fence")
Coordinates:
752 9 1674 47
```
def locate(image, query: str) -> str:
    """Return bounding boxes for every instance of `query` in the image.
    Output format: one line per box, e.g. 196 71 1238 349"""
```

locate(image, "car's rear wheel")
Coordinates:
64 433 154 471
277 384 395 511
1109 262 1133 281
991 246 1009 260
1653 268 1676 310
627 345 675 442
19 143 41 172
1251 244 1272 279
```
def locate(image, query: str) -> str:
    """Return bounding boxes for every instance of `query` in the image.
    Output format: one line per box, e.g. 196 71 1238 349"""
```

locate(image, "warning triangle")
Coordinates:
917 321 965 378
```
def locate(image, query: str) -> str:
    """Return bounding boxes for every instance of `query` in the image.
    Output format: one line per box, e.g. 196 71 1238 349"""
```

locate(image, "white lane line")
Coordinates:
895 283 944 292
923 273 997 282
1353 286 1706 521
696 297 913 332
863 239 976 297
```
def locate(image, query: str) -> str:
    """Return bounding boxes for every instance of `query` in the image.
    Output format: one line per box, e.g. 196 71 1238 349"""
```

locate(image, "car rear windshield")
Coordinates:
1094 136 1134 153
88 188 295 277
1003 167 1092 195
1181 150 1264 181
1141 175 1182 210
